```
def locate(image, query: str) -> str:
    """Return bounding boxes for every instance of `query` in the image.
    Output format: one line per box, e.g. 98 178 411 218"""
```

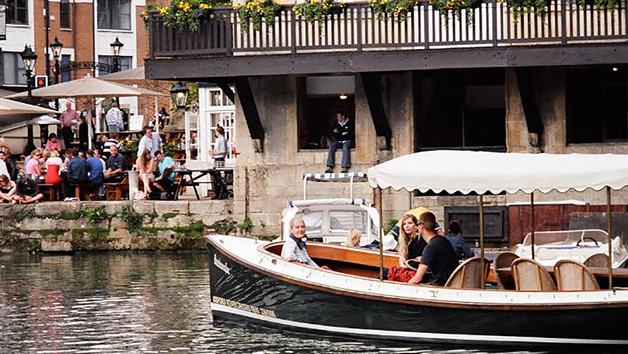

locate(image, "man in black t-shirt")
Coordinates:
408 212 459 286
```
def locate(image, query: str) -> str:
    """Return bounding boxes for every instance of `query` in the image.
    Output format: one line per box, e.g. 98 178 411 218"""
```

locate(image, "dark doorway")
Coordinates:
566 65 627 144
416 68 506 152
297 76 356 150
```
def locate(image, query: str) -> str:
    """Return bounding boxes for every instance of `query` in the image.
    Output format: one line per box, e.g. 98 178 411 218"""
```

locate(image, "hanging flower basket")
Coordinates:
234 0 282 32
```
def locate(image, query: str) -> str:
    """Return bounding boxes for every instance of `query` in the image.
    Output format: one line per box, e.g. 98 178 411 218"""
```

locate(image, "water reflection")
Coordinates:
0 252 544 354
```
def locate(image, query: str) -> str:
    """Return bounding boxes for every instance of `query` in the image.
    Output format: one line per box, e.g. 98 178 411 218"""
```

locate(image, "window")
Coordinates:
297 76 356 149
61 54 71 82
2 52 27 86
98 55 132 74
566 66 627 144
97 0 131 30
60 0 71 28
444 206 508 242
417 68 506 152
6 0 28 25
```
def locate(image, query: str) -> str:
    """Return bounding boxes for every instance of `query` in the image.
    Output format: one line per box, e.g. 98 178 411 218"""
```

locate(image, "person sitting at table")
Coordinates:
62 148 88 199
25 150 43 181
102 133 119 159
104 145 127 183
153 150 176 199
94 150 106 175
45 133 62 152
85 150 104 184
135 150 154 200
44 150 63 185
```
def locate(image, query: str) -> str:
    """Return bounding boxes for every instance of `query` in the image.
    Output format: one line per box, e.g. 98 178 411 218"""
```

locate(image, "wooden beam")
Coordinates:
361 73 392 146
214 80 235 103
146 43 628 80
234 77 264 144
515 67 543 138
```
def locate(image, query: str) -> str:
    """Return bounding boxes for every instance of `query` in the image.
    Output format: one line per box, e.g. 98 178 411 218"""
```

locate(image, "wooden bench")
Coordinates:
38 183 61 201
104 176 129 201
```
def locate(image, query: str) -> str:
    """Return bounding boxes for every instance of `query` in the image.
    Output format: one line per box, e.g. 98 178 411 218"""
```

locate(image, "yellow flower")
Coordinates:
159 6 168 14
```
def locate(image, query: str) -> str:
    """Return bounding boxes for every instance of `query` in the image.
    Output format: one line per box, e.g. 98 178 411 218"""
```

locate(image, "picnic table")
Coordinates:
173 166 232 200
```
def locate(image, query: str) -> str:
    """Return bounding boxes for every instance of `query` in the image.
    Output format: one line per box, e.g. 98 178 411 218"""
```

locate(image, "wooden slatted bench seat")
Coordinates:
105 176 129 201
38 183 61 201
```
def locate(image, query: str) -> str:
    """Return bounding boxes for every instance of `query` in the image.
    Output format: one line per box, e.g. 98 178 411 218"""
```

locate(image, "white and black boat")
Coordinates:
207 235 628 349
207 151 628 349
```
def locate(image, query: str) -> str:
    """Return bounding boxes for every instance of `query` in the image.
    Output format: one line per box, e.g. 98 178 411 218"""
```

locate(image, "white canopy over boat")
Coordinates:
367 150 628 194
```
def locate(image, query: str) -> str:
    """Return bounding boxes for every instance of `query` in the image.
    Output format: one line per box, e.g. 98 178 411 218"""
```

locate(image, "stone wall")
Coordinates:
228 70 628 240
0 200 236 253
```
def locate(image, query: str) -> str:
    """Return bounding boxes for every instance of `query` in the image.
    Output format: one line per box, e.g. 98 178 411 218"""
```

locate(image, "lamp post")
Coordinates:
110 37 124 73
20 45 38 100
110 37 124 110
50 37 63 110
20 44 38 154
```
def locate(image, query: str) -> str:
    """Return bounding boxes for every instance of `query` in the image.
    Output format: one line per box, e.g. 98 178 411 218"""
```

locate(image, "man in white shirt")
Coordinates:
137 125 162 157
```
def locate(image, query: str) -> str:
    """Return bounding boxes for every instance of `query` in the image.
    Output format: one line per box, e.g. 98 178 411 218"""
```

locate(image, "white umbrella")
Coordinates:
6 75 165 149
27 115 61 125
0 98 59 116
4 75 165 99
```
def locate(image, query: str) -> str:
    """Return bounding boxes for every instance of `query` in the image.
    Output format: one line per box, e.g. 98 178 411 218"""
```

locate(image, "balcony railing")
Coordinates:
148 0 628 58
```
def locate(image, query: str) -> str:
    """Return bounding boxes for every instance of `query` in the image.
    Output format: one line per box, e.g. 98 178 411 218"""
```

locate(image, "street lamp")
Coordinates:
20 44 38 154
50 37 63 83
50 37 63 109
170 82 189 109
110 37 124 73
20 44 38 99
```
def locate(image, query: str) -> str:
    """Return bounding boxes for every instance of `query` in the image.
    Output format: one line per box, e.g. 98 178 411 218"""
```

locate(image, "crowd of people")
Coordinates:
0 115 230 202
281 208 476 287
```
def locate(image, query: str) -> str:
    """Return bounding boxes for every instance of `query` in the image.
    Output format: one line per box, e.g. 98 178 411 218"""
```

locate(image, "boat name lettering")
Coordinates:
213 254 231 275
213 296 277 318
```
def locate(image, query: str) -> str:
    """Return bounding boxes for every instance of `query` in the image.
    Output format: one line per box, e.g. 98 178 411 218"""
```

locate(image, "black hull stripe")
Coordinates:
211 303 628 346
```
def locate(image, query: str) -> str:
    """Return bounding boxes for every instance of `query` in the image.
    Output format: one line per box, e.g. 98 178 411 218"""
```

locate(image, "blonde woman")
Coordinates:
386 213 426 282
343 229 362 247
136 150 154 199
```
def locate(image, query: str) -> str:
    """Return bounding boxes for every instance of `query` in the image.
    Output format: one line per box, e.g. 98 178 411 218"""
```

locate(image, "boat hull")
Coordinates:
208 241 628 349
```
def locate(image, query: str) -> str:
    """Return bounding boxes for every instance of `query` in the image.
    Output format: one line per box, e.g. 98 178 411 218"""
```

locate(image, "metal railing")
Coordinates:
149 0 628 58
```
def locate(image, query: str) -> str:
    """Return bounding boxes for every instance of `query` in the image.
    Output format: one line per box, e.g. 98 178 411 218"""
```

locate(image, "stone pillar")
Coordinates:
505 68 530 153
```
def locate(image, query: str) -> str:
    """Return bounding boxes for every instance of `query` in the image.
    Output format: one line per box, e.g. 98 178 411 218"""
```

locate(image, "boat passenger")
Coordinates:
408 212 459 286
366 206 443 250
386 214 426 282
446 220 474 260
343 229 361 247
281 217 319 267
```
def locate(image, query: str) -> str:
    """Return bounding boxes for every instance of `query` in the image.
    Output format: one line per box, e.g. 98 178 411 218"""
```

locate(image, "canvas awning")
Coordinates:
367 150 628 194
0 98 59 116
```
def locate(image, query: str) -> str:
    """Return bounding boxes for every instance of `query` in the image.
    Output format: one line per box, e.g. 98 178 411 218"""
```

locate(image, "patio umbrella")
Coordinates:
0 98 59 116
4 75 165 99
27 115 61 125
100 67 169 134
6 75 164 148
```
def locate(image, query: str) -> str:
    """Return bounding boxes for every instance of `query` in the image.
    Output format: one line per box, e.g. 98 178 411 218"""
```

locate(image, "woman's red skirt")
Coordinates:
387 265 416 283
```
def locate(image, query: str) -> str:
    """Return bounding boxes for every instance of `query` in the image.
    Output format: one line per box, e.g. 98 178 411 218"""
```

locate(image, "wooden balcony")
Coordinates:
146 1 628 78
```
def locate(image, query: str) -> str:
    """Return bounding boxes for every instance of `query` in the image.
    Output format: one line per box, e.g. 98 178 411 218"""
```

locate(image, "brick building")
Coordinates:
0 0 168 118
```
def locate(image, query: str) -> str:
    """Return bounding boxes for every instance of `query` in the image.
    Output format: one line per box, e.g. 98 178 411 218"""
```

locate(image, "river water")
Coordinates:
0 252 545 354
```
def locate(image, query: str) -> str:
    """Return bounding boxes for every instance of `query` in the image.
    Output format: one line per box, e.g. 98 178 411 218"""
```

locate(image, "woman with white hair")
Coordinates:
281 217 319 267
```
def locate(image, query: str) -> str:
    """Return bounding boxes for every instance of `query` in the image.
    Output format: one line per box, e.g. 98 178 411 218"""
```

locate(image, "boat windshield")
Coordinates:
521 229 609 247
